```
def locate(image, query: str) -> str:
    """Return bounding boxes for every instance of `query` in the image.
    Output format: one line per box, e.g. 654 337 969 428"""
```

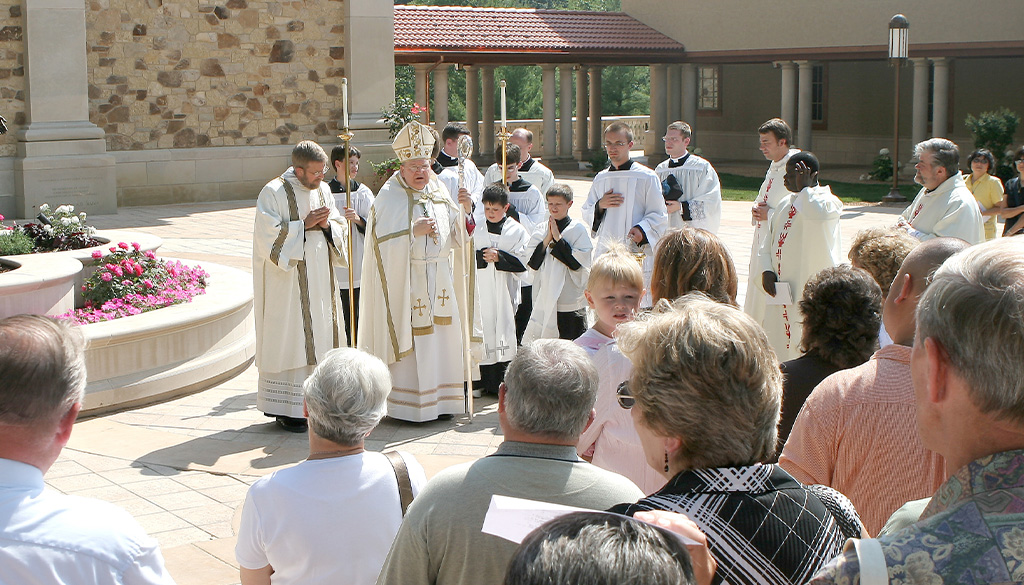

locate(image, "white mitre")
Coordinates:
392 121 435 162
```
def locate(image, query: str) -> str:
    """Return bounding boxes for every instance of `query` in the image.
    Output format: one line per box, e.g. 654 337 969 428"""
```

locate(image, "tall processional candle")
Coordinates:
341 78 349 130
500 80 507 129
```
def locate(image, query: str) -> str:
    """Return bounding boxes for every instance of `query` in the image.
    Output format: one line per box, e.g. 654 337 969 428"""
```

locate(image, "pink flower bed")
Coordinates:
57 242 208 325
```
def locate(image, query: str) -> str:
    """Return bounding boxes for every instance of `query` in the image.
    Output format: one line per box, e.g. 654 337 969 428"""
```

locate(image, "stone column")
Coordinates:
646 63 668 158
779 61 797 127
345 0 395 130
589 66 603 152
911 58 929 147
796 60 812 150
558 66 574 159
931 58 950 138
413 63 431 124
14 0 117 217
575 66 590 160
433 65 449 131
668 65 683 123
464 65 480 157
681 63 698 144
541 64 557 161
481 65 495 160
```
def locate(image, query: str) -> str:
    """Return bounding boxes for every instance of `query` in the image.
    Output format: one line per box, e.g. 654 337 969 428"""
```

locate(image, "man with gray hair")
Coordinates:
895 137 984 244
0 315 175 585
253 140 348 432
810 237 1024 583
377 339 644 585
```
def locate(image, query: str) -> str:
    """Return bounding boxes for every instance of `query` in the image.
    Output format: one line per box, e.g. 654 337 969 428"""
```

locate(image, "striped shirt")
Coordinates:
779 344 948 535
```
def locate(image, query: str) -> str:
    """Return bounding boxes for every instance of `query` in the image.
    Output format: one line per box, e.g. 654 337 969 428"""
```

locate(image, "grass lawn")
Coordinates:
720 173 892 204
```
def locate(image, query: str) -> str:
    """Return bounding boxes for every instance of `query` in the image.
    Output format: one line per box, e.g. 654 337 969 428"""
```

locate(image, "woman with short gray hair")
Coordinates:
610 294 863 585
235 348 426 585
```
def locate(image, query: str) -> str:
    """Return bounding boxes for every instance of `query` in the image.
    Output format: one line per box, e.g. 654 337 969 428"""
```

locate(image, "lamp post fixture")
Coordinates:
883 14 909 203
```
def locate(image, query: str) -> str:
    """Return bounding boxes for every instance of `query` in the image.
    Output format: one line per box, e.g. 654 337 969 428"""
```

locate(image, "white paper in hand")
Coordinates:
765 282 793 305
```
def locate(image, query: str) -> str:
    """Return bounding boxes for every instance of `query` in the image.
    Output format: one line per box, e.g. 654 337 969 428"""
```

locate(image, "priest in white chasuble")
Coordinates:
253 140 348 432
757 151 843 361
582 122 667 308
654 121 722 234
358 121 482 423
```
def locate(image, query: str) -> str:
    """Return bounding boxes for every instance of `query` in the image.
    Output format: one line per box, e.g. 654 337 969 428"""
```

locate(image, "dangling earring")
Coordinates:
664 450 670 473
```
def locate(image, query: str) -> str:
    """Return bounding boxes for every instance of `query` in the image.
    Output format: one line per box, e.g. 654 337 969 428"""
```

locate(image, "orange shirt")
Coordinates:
778 344 947 535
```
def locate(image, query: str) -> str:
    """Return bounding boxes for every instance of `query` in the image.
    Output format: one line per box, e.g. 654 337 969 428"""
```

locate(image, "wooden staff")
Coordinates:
338 78 356 345
457 134 475 420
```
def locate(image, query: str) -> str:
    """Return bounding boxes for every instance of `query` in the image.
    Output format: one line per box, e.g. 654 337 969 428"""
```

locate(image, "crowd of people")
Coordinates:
3 112 1023 585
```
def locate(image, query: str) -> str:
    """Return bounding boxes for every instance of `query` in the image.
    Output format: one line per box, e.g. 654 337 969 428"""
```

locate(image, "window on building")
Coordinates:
698 65 720 112
811 63 828 129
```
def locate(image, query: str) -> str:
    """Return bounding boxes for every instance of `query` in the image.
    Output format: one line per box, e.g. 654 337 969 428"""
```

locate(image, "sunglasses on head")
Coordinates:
616 381 635 409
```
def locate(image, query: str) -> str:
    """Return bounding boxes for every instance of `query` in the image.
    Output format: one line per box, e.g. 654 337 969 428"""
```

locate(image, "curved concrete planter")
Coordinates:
0 253 82 319
81 260 255 416
0 229 163 314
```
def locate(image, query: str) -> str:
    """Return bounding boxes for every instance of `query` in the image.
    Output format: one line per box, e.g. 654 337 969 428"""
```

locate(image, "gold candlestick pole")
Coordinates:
337 126 357 347
498 80 510 185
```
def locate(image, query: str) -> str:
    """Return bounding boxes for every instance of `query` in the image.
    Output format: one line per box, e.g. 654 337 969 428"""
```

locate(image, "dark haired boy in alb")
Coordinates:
327 144 374 346
524 184 593 342
473 183 531 397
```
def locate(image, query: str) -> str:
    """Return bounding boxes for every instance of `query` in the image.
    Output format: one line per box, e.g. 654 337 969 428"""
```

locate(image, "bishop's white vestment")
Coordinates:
253 168 348 417
899 173 985 245
654 153 722 233
757 184 843 361
582 162 667 308
358 172 482 422
744 149 799 323
474 218 531 366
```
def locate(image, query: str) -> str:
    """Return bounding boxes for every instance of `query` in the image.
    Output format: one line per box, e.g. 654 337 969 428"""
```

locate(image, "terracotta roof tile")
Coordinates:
395 5 684 53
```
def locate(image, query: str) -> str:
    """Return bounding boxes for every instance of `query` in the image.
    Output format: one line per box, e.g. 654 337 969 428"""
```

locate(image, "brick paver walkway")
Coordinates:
53 172 903 584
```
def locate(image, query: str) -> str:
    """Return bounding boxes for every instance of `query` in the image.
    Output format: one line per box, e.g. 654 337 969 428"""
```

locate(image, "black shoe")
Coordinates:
276 416 308 433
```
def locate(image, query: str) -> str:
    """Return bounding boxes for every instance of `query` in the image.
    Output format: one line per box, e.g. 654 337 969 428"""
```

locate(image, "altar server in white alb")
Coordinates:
483 127 555 195
582 122 667 308
895 137 985 245
745 118 799 323
327 144 374 346
493 143 547 235
473 182 531 397
757 151 843 361
437 123 485 225
253 140 348 432
524 184 593 342
654 121 722 233
358 121 481 423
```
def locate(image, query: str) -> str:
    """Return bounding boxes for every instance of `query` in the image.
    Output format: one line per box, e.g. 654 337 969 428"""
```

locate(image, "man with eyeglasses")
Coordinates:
582 122 668 308
253 140 349 432
358 121 481 423
895 137 984 245
654 121 722 234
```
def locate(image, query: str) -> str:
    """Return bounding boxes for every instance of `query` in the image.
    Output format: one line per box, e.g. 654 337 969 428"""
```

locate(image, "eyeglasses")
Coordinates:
662 136 682 143
604 141 629 148
404 162 431 173
616 381 635 409
299 165 328 177
1015 159 1024 164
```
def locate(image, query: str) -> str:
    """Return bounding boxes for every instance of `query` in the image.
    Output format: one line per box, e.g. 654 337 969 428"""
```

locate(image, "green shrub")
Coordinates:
0 229 36 255
868 149 894 181
588 150 609 175
965 108 1021 182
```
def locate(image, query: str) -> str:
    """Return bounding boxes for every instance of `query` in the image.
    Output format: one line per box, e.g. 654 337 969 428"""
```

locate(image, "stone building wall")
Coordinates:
85 0 347 152
0 0 24 158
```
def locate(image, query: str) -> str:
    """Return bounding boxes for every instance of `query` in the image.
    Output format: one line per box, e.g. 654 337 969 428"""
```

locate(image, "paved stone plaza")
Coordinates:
56 171 902 584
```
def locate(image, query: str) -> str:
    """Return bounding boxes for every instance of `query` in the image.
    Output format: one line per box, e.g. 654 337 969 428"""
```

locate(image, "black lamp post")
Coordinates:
883 14 909 203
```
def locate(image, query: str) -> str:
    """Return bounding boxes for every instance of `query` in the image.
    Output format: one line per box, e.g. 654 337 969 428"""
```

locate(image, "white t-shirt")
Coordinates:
235 451 426 585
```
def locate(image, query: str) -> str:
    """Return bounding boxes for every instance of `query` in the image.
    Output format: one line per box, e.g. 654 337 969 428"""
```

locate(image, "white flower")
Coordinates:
79 212 87 221
39 203 50 213
56 205 72 214
879 148 890 156
61 217 72 225
43 225 54 234
71 217 80 224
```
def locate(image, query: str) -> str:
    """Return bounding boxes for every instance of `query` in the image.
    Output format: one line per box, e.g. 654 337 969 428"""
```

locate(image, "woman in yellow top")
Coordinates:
965 149 1004 240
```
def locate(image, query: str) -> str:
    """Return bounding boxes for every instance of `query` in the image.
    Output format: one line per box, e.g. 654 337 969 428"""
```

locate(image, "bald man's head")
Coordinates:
882 237 970 346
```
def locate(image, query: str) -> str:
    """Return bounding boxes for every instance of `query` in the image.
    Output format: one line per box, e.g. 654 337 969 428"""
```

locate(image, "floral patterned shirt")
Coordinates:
809 449 1024 584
